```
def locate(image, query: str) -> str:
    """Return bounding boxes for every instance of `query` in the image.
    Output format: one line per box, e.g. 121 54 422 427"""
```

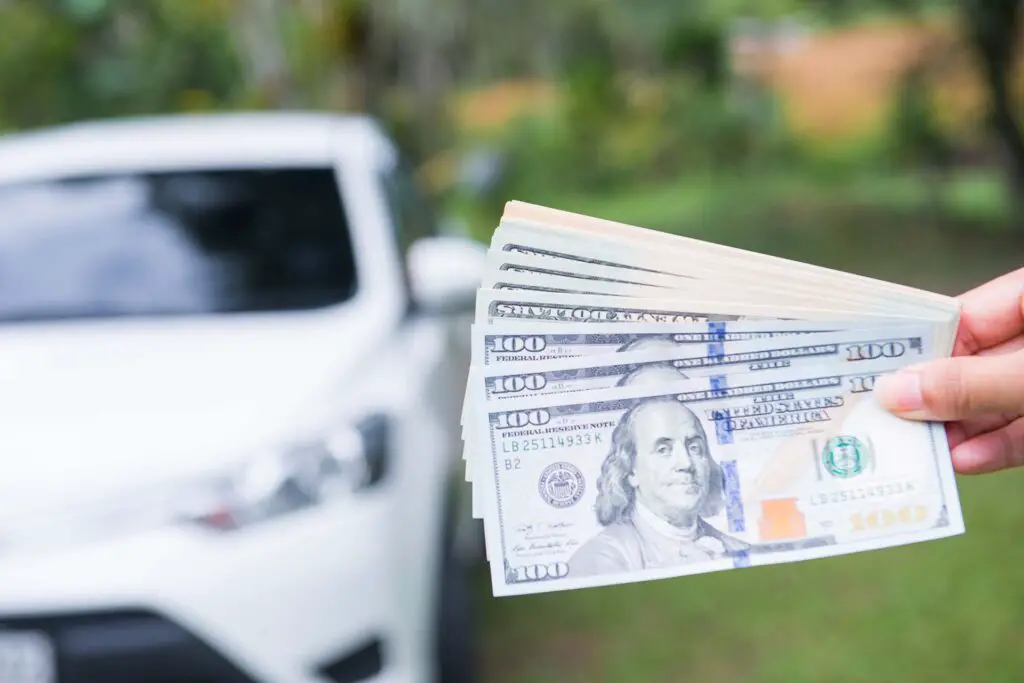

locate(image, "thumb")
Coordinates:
874 350 1024 421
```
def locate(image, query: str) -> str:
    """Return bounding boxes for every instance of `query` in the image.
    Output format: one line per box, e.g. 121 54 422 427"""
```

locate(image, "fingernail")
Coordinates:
874 371 924 414
951 440 993 474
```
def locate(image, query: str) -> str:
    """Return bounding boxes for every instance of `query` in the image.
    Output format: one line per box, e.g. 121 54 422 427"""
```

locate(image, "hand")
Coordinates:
874 267 1024 474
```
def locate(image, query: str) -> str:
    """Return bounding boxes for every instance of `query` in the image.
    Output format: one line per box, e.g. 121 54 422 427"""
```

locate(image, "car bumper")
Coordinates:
0 494 425 683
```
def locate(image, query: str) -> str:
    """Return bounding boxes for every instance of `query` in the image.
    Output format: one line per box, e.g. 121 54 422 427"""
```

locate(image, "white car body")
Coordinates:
0 113 485 683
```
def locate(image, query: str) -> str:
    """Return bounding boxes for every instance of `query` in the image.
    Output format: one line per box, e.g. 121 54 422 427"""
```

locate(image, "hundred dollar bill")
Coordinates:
475 290 939 327
466 319 836 438
472 320 848 367
499 206 959 309
487 248 941 317
466 326 933 526
483 267 939 314
492 220 961 344
476 358 963 596
484 267 655 297
464 289 947 504
461 318 856 518
464 288 923 486
465 291 787 455
489 250 839 305
461 313 860 452
463 318 848 466
475 290 954 359
488 251 682 290
465 319 844 436
478 326 933 403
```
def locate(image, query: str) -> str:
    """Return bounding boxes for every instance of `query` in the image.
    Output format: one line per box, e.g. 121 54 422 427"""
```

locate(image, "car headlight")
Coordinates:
177 413 390 532
0 415 391 556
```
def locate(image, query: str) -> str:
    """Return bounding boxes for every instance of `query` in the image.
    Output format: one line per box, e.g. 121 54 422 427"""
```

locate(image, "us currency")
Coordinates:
488 245 948 318
484 262 964 326
466 288 947 469
461 318 853 513
487 250 865 309
498 207 959 311
476 358 963 596
465 288 929 483
484 267 946 316
476 290 953 338
478 326 933 404
466 290 778 460
472 320 848 366
465 290 787 457
464 290 872 450
487 251 683 290
465 318 836 438
484 267 658 298
467 325 933 526
491 219 962 338
464 318 843 429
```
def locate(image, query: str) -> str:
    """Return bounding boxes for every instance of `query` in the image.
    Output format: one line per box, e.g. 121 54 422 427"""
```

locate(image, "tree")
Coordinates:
0 0 243 130
960 0 1024 221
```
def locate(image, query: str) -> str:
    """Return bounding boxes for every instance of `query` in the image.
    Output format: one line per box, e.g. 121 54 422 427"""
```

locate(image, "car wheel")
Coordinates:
435 504 479 683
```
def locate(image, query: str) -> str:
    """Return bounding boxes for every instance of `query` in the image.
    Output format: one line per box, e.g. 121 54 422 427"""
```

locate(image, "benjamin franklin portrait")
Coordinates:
567 397 749 577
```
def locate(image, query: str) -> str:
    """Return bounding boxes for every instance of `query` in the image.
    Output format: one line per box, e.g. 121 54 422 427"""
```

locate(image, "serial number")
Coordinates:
502 433 602 453
808 480 916 506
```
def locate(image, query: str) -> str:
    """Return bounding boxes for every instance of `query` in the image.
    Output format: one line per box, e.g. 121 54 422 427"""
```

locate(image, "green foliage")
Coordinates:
485 113 582 201
0 0 243 130
886 64 956 169
488 71 800 206
660 19 727 88
0 0 1009 228
0 3 78 130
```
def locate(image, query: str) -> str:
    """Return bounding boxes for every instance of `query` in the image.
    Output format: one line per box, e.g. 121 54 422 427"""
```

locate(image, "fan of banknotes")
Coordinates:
462 200 965 597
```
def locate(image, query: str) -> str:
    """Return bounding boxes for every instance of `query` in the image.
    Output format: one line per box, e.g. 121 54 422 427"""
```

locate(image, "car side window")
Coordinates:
380 156 438 257
380 155 439 313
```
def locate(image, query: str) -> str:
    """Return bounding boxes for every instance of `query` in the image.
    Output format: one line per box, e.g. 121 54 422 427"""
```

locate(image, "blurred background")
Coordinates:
6 0 1024 286
2 0 1024 682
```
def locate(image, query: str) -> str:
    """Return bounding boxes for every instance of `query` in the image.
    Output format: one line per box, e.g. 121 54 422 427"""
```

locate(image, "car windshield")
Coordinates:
0 167 358 322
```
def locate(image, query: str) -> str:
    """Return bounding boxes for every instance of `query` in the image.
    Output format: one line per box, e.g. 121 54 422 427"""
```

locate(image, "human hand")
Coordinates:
874 267 1024 474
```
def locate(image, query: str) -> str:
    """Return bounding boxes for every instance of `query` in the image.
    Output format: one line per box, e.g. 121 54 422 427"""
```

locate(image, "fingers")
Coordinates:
978 333 1024 357
946 412 1023 449
874 350 1024 421
879 269 1024 475
951 416 1024 474
952 267 1024 355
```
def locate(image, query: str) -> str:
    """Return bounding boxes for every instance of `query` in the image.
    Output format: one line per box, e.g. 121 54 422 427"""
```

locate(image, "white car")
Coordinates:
0 113 487 683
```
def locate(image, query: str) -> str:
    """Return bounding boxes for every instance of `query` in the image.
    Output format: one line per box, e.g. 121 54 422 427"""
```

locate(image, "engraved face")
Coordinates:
628 401 711 522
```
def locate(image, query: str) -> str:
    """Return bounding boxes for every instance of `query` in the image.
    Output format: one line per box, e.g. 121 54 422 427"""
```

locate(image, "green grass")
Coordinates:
469 168 1024 683
477 471 1024 683
477 470 1024 682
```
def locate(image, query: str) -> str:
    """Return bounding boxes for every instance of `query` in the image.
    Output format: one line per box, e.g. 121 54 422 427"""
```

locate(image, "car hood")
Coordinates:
0 306 384 519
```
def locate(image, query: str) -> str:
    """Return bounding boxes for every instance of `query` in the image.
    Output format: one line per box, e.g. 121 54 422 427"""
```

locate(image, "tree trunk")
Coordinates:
234 0 298 108
961 0 1024 224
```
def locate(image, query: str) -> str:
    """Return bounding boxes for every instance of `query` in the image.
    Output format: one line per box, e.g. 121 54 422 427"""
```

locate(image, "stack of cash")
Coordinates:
462 200 965 597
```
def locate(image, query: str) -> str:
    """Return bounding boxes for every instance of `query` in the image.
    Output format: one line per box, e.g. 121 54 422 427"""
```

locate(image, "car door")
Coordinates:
338 142 470 656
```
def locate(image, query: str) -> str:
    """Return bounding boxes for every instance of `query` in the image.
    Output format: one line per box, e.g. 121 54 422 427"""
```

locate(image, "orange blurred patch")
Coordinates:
758 497 808 542
451 79 560 133
732 18 1006 143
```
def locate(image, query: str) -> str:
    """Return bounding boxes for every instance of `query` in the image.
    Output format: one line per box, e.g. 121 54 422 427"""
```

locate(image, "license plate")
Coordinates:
0 631 55 683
